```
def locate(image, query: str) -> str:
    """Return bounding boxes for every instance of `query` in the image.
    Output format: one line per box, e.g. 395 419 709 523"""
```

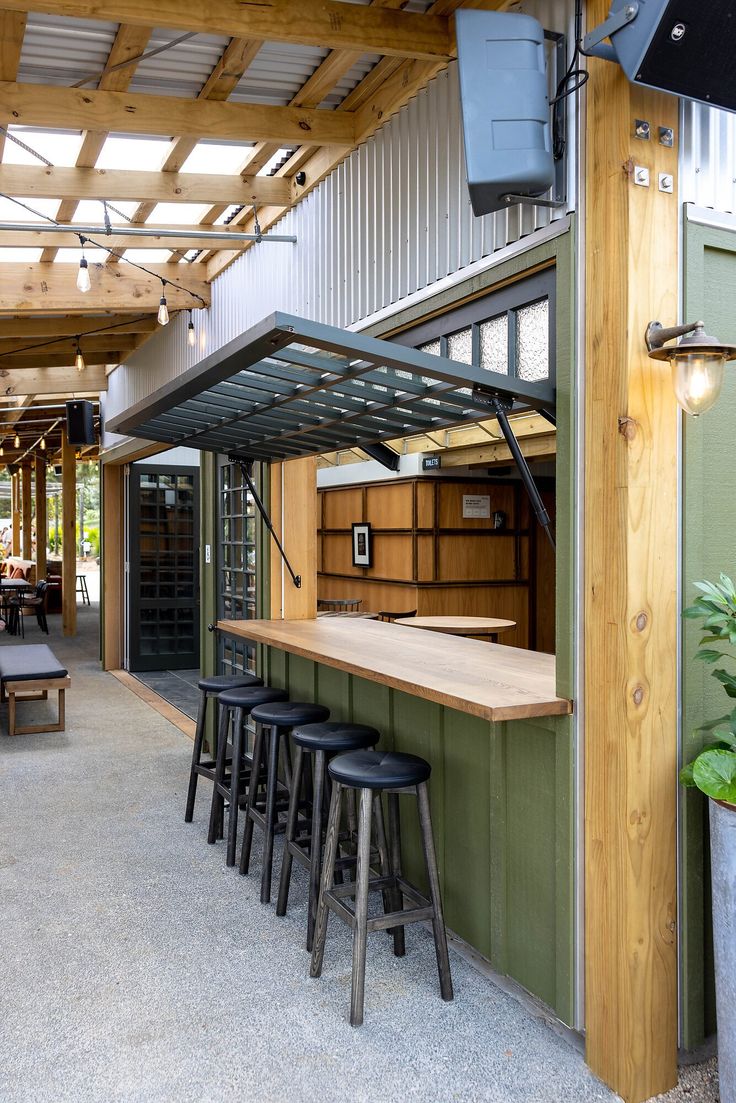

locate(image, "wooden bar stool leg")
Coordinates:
226 707 245 867
350 786 374 1028
260 724 280 904
372 793 393 924
240 722 264 875
387 792 405 957
185 691 207 822
276 744 304 918
416 782 453 1002
306 747 326 952
310 782 343 980
207 703 230 845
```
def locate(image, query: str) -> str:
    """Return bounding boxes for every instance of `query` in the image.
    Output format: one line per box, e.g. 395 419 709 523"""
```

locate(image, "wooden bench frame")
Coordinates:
2 675 71 736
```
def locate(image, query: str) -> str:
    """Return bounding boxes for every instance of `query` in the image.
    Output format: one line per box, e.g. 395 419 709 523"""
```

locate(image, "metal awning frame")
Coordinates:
108 311 556 461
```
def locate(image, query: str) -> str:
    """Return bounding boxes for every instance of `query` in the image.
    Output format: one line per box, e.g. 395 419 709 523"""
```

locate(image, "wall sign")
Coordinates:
352 522 372 567
422 455 442 470
462 494 491 519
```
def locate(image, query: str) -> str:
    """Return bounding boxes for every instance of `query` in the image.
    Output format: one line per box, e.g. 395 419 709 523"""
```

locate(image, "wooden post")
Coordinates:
35 454 47 581
101 463 124 669
61 434 77 637
21 463 32 561
11 471 20 555
584 5 679 1100
268 457 317 620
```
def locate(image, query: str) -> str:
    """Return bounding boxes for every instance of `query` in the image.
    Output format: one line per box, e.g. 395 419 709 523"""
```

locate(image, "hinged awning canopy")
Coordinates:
107 312 556 461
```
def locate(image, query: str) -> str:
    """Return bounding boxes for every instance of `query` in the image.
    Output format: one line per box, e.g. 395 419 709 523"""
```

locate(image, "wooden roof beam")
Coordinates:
0 0 454 60
0 226 280 250
0 363 108 394
0 262 210 313
0 164 291 206
41 22 152 263
0 315 157 337
0 10 26 160
0 333 143 356
0 81 356 146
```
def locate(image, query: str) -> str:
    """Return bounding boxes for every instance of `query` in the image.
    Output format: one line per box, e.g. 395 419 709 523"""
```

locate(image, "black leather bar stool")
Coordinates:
184 673 263 823
207 685 289 866
240 700 330 905
310 749 453 1027
276 721 380 951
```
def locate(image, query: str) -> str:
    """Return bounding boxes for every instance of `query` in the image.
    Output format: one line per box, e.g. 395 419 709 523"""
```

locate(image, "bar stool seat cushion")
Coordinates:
250 700 330 727
292 721 380 754
328 749 431 790
218 685 288 709
198 673 263 693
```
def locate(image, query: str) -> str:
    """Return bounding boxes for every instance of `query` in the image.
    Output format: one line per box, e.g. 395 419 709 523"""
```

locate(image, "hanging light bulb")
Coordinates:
40 436 46 451
76 256 91 293
14 433 19 449
158 281 169 326
75 338 85 374
0 444 4 457
187 309 196 347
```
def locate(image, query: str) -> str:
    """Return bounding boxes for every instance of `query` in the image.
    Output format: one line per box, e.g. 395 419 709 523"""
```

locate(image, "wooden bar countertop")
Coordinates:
218 618 573 723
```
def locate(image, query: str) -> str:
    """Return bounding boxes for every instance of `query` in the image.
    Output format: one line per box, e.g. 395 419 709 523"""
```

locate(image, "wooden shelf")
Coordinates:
219 617 572 723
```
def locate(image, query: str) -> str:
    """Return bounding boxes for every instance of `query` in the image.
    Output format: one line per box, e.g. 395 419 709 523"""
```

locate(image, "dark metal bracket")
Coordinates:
471 391 556 550
581 2 639 63
230 455 302 589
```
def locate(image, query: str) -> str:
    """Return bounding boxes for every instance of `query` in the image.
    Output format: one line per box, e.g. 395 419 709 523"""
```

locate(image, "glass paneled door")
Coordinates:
128 465 200 672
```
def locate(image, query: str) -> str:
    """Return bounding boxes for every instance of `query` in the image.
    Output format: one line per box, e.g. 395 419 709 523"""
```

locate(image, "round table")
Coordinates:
394 615 516 643
1 577 32 636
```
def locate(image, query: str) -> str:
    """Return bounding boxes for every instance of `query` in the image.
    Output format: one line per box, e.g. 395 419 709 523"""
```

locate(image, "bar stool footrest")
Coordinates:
324 874 433 932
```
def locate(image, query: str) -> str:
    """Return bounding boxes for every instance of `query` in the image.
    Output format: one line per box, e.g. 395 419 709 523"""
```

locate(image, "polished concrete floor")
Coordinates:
0 607 712 1102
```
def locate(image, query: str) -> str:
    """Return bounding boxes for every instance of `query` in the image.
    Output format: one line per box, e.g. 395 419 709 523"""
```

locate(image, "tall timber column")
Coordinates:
61 434 76 637
584 4 680 1100
11 470 20 555
21 463 32 560
35 454 47 582
268 457 317 619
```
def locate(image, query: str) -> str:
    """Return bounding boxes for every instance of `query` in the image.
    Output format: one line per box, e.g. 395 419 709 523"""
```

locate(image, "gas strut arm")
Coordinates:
232 457 302 589
489 398 556 551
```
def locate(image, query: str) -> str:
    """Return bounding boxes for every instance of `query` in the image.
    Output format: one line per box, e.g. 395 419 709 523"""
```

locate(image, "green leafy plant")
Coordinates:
681 574 736 804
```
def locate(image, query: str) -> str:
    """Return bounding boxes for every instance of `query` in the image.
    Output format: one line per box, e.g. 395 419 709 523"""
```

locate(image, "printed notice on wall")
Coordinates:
462 494 491 519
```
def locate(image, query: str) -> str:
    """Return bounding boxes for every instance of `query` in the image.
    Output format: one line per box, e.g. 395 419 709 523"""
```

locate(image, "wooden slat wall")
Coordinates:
102 463 124 670
583 4 679 1097
270 457 317 619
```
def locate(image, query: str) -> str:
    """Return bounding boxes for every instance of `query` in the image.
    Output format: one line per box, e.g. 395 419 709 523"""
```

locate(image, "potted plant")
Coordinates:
681 574 736 1103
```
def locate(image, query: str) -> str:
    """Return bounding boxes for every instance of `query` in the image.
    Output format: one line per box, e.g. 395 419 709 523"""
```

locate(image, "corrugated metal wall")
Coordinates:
104 0 576 439
681 101 736 214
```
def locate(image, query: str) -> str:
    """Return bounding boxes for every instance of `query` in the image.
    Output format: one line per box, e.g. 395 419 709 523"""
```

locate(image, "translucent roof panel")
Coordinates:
4 127 82 166
146 202 212 226
96 136 173 172
108 313 556 461
179 143 255 175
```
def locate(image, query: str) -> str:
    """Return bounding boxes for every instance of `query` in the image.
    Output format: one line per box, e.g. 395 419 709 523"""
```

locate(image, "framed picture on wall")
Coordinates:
352 522 372 567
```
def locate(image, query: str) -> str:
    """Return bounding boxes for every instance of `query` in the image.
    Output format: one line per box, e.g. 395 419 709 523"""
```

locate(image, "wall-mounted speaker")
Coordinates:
53 465 62 476
591 1 736 113
65 400 96 447
455 11 555 217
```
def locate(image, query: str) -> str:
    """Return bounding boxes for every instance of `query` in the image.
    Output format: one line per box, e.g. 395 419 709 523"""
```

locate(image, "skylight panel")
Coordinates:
0 196 58 221
0 247 43 262
179 142 255 175
146 203 212 225
120 248 178 264
96 135 172 172
257 148 293 176
4 127 82 167
71 201 139 222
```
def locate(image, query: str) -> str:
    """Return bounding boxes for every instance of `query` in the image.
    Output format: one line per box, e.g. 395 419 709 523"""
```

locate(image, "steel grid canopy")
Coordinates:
107 312 556 460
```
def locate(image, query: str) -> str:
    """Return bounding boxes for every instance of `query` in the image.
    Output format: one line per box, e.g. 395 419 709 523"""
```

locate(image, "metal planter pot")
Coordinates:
710 797 736 1103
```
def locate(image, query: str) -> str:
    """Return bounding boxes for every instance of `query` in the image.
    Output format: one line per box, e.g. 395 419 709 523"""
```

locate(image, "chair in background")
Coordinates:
8 580 50 637
378 609 417 622
317 597 362 613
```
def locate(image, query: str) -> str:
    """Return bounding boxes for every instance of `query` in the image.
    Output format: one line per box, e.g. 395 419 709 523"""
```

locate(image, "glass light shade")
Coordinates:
13 434 19 448
671 351 726 416
75 349 85 373
187 319 196 347
0 446 4 457
76 258 91 293
158 296 169 326
40 437 46 451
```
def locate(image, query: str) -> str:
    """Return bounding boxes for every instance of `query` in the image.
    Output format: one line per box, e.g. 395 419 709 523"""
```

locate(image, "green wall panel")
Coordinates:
262 647 574 1024
680 222 736 1048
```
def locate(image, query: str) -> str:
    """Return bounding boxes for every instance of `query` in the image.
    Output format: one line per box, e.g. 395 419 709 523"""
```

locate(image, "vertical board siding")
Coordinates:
265 648 574 1025
681 101 736 214
104 0 576 432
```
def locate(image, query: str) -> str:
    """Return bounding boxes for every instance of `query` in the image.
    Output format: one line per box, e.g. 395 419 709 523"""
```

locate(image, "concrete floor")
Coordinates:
0 605 706 1102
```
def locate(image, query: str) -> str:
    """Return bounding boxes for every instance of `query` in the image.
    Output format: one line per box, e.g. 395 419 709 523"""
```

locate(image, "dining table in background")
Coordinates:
393 615 517 644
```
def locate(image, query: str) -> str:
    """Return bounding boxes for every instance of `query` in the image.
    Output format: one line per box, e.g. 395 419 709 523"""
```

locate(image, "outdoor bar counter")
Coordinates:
219 616 576 1023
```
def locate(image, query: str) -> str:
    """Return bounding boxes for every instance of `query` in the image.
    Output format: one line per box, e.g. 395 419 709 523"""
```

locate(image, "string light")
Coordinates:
76 254 91 293
40 436 46 451
75 338 85 374
13 434 19 449
187 309 195 347
0 444 4 457
158 281 170 326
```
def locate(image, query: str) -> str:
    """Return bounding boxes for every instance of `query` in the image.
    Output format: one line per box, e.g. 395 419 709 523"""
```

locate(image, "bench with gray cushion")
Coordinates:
0 644 70 736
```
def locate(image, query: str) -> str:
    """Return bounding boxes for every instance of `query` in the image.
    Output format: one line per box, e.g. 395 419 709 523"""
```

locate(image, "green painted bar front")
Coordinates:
263 645 575 1025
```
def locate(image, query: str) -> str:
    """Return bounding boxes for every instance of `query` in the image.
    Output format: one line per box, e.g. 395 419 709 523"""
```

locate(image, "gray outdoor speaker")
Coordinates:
592 1 736 113
455 11 555 217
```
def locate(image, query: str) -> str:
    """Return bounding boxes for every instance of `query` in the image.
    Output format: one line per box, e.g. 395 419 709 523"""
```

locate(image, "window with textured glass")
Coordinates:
217 459 258 675
392 268 555 389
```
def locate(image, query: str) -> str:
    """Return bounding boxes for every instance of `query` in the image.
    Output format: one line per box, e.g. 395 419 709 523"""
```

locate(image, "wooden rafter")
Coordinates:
0 9 26 160
0 225 280 250
0 163 292 206
40 22 151 263
0 0 454 60
0 316 157 337
0 363 107 394
0 333 143 355
1 262 210 313
0 81 357 146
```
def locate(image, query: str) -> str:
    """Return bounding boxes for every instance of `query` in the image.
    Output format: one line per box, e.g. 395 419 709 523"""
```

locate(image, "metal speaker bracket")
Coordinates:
581 2 640 62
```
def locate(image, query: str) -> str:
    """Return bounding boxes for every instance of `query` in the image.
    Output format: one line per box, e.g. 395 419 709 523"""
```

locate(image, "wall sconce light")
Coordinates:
646 320 736 416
